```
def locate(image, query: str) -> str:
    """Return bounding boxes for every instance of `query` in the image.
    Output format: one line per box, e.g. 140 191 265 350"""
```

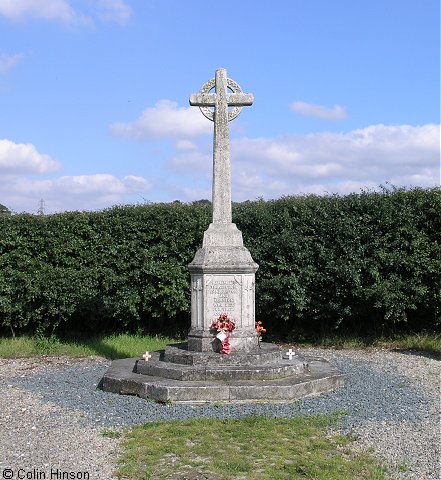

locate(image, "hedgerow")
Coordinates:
0 186 439 338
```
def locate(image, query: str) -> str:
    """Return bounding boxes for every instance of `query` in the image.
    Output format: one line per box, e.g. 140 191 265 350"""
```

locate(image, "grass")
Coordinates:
287 332 441 357
0 333 176 359
0 331 439 359
115 414 388 480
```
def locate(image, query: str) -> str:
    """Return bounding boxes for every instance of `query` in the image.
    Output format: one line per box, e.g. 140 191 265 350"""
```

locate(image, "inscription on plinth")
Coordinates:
189 272 257 352
191 274 256 330
207 276 240 319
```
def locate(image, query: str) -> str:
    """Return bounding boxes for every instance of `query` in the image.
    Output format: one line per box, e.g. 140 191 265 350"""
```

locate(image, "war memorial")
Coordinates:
101 69 343 403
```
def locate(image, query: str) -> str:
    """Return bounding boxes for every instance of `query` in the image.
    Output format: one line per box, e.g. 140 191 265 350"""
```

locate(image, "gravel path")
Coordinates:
0 349 439 480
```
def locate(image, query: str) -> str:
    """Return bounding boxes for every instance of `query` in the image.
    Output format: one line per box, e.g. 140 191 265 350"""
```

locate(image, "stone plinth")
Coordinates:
188 223 259 352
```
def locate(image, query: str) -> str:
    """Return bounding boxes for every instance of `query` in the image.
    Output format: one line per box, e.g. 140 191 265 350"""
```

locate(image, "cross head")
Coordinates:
189 68 253 122
189 68 253 224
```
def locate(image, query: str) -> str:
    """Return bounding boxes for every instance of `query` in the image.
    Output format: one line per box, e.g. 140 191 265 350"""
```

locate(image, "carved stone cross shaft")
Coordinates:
190 68 253 224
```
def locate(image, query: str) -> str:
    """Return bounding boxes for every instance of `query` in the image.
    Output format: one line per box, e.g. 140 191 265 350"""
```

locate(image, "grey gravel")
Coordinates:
0 349 439 479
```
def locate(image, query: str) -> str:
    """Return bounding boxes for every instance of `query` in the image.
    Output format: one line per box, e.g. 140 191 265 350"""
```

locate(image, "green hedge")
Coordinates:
0 187 439 337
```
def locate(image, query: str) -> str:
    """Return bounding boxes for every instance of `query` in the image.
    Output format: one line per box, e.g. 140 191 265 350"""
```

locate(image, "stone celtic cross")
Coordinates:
190 68 253 224
188 69 258 353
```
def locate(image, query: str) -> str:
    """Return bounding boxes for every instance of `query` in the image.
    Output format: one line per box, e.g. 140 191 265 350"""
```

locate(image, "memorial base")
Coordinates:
100 343 344 403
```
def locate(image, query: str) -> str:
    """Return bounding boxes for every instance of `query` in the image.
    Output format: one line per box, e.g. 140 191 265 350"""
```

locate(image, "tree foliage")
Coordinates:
0 187 439 337
0 204 11 216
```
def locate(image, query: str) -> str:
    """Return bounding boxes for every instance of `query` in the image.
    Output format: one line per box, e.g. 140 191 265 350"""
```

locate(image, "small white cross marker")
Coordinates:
285 348 296 360
142 351 152 362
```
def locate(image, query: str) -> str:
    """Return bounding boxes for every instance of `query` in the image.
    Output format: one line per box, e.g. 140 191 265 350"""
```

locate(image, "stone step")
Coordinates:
135 355 307 381
163 342 283 366
100 355 344 404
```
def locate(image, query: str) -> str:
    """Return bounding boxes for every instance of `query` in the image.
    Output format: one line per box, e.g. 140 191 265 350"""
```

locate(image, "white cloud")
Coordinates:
120 175 151 191
170 150 211 171
0 53 24 74
1 173 152 213
179 186 211 201
2 123 438 213
0 139 151 213
0 0 132 25
97 0 131 25
0 0 91 25
0 139 60 174
175 139 198 151
170 124 440 201
110 100 212 140
290 101 348 120
52 174 137 194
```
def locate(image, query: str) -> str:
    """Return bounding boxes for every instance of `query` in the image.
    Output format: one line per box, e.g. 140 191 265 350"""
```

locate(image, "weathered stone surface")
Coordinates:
163 342 282 366
189 69 253 224
135 356 306 381
188 272 258 352
188 69 258 352
100 354 344 403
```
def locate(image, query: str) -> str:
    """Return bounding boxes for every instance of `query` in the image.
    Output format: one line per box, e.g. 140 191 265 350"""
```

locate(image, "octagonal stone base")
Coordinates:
100 343 344 404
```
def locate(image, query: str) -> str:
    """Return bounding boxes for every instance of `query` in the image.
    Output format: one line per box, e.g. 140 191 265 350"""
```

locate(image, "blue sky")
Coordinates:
0 0 439 213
